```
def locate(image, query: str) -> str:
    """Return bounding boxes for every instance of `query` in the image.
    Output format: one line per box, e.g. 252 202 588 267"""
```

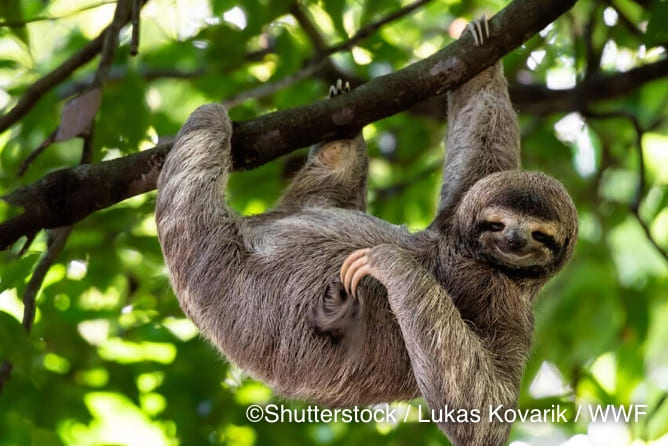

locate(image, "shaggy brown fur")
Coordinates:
155 23 578 446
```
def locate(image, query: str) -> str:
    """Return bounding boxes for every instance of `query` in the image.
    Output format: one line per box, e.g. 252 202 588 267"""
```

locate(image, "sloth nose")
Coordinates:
504 229 527 250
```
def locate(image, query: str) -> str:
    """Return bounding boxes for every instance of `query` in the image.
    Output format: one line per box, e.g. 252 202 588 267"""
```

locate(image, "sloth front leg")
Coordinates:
156 103 247 337
277 79 369 211
434 15 520 226
340 245 514 446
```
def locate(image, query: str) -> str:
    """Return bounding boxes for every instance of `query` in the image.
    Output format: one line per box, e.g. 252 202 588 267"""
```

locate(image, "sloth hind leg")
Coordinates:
277 80 369 212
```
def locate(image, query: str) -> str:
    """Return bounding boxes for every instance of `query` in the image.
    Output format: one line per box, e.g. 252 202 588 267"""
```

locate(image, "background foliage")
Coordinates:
1 0 668 445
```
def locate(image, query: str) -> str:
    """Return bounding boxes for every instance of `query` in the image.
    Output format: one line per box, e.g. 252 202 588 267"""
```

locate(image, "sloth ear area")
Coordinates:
309 279 360 341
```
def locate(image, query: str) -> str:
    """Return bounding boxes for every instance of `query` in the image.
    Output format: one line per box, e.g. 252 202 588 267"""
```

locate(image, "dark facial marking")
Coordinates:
480 221 505 232
531 231 558 252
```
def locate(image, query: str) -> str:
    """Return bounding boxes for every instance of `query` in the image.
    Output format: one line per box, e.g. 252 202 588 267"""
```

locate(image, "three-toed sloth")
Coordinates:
156 19 577 446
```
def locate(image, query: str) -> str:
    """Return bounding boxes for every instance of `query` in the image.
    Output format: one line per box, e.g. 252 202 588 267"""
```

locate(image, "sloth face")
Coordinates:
476 206 563 272
454 171 578 279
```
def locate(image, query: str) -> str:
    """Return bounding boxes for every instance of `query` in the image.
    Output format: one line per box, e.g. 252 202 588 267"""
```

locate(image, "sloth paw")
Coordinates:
328 78 351 98
467 14 490 47
340 248 372 297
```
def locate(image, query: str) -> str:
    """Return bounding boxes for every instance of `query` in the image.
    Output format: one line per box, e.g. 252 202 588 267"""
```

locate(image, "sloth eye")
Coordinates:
531 231 554 245
482 221 505 232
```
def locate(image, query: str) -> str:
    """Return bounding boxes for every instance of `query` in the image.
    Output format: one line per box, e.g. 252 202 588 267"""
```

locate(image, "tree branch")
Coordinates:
290 3 328 52
0 0 578 251
130 0 141 56
510 58 668 114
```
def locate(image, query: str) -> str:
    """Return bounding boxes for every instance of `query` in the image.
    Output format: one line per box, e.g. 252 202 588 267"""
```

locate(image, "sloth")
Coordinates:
155 17 578 446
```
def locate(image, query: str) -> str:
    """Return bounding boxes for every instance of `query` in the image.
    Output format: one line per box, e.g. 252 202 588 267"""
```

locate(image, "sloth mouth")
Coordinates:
493 245 537 267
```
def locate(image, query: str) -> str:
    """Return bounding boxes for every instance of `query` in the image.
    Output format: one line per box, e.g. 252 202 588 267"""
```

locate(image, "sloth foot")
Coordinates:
467 14 490 47
340 248 372 297
328 78 351 98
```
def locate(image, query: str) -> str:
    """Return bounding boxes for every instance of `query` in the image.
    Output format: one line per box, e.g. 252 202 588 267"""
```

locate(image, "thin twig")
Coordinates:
18 131 56 177
17 232 37 257
224 0 433 106
290 3 327 52
583 4 603 83
22 227 72 333
130 0 141 56
288 2 365 90
586 110 668 263
93 0 132 87
57 45 273 98
222 59 329 108
585 110 644 207
325 0 433 56
633 210 668 262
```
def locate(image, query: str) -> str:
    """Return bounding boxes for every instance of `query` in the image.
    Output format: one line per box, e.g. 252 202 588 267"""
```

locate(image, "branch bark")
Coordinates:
510 58 668 114
0 0 578 250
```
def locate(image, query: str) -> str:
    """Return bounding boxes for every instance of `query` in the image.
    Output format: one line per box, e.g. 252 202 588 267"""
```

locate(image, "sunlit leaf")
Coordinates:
0 0 29 47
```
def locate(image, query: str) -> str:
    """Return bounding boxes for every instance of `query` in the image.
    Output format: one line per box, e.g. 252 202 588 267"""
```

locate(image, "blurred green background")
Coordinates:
1 0 667 444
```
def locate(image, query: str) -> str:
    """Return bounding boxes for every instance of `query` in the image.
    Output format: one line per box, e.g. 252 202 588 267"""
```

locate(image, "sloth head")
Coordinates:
454 171 578 280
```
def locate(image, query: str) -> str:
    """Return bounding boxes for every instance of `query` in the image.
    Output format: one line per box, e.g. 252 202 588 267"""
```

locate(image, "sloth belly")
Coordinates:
215 208 420 406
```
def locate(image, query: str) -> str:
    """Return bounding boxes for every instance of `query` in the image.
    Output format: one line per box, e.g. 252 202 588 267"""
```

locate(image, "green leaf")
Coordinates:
0 253 39 296
211 0 236 16
96 72 150 153
0 0 29 47
321 0 348 38
646 0 668 45
31 426 64 446
0 311 31 370
360 0 401 25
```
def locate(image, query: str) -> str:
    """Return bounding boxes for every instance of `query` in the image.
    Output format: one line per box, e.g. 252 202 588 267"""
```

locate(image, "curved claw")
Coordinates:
340 248 368 283
340 248 371 296
349 264 372 297
328 78 352 98
467 14 490 47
